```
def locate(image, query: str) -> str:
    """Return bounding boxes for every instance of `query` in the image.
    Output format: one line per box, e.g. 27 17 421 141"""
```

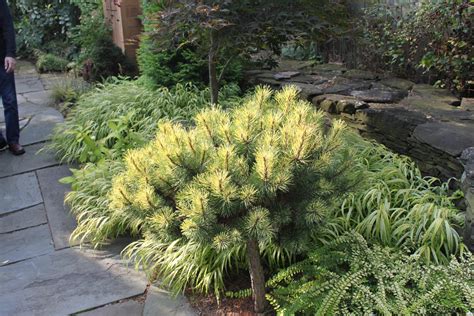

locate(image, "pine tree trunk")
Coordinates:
247 238 266 314
209 29 219 105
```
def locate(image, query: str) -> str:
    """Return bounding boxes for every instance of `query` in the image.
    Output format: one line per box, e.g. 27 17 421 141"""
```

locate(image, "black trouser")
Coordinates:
0 64 19 144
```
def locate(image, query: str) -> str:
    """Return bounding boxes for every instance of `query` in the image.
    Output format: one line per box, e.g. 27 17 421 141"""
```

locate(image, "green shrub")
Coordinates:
51 77 91 104
137 1 243 88
49 78 241 163
267 233 474 315
12 1 79 57
95 86 360 312
323 141 465 264
71 12 132 81
36 53 69 73
60 85 468 312
358 1 473 95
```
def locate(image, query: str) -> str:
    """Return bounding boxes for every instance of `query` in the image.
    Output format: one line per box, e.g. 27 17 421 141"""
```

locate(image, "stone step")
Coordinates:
0 204 47 234
36 165 77 250
0 244 148 316
0 172 43 215
0 143 58 179
0 224 54 265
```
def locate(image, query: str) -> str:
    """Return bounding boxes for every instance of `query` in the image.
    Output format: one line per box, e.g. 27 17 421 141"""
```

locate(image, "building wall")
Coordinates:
103 0 142 64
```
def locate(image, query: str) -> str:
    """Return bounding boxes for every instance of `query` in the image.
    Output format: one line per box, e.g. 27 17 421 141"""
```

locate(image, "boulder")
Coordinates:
274 71 300 80
351 88 407 103
413 121 474 157
319 99 337 114
380 78 415 91
336 100 356 115
323 80 372 95
285 74 328 85
312 94 367 115
461 98 474 112
282 82 323 100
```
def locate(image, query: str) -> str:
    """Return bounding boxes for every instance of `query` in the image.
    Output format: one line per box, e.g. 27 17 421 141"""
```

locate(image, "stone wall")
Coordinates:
247 63 474 249
461 148 474 251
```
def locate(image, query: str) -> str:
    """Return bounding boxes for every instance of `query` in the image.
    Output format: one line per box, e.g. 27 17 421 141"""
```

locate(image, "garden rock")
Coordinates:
461 147 474 251
351 87 407 103
380 78 415 91
285 74 328 85
274 71 300 80
313 94 368 115
413 121 474 157
282 82 323 100
461 98 474 111
323 80 372 95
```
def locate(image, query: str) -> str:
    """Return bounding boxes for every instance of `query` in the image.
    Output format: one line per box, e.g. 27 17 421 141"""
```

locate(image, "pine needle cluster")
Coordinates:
109 86 358 298
267 233 474 315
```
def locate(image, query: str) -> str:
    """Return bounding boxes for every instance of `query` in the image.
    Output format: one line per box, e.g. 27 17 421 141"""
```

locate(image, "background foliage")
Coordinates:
357 0 473 95
9 0 79 58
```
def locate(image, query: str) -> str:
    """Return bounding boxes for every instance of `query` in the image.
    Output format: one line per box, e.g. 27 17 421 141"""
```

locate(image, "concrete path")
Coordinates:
0 61 195 316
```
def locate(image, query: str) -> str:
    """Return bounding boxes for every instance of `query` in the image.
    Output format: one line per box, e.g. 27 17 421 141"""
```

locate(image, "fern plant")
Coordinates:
107 86 359 313
267 233 474 315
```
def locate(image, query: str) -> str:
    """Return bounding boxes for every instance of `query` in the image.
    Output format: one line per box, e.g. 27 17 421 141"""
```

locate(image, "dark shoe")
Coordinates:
0 137 6 151
8 143 25 156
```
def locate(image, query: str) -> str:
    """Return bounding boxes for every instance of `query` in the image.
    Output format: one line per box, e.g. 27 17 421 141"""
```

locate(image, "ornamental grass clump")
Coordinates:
323 141 466 264
109 86 358 313
49 78 240 163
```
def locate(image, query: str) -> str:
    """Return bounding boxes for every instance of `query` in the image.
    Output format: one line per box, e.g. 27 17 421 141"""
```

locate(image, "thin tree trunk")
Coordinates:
247 238 266 314
209 29 219 105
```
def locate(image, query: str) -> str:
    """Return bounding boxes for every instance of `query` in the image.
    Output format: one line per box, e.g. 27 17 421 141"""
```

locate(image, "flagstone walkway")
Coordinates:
0 61 195 316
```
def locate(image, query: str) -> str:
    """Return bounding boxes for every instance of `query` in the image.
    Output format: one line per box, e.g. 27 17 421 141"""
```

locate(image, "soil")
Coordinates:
189 293 276 316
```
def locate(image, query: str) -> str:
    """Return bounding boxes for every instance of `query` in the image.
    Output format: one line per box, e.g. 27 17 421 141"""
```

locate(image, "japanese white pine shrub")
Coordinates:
109 86 358 313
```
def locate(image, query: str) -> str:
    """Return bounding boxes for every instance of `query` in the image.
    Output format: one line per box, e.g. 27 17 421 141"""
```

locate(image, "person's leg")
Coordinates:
0 67 20 145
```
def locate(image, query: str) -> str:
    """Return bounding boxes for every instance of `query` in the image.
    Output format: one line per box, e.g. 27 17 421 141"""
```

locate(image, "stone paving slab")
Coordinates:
0 246 148 316
0 143 58 178
22 90 52 107
0 204 47 234
0 224 54 266
78 300 145 316
143 286 196 316
36 165 77 249
0 172 43 215
20 108 64 146
15 76 45 94
18 102 53 117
